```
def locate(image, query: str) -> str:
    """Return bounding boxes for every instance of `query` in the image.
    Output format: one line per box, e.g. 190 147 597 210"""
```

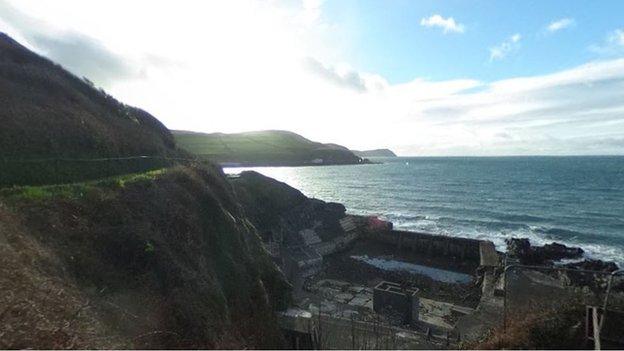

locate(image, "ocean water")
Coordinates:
351 255 473 284
225 156 624 265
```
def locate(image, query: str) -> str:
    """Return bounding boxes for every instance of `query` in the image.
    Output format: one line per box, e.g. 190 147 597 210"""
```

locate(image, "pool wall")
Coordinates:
362 229 482 265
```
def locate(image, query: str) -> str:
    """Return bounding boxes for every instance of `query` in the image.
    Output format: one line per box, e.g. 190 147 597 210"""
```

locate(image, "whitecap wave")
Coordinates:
389 216 624 266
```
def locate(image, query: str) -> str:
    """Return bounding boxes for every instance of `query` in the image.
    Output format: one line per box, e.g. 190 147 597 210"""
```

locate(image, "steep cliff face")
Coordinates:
0 165 291 349
231 171 347 243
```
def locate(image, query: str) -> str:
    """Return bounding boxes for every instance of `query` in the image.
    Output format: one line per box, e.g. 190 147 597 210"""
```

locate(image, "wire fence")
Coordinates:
0 156 203 187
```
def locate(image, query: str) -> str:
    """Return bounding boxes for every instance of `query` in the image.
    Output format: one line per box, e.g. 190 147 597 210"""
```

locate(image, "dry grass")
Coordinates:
0 165 291 349
0 203 125 349
465 304 587 350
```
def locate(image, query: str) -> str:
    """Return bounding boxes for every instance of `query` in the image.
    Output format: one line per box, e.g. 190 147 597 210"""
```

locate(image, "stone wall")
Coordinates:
363 230 481 263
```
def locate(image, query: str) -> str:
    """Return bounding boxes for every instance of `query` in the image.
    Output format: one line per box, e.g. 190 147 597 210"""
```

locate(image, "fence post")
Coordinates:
597 269 624 348
592 307 601 350
351 314 355 349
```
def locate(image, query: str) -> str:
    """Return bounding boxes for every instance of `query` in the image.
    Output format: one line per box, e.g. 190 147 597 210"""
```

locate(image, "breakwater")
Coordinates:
362 229 482 264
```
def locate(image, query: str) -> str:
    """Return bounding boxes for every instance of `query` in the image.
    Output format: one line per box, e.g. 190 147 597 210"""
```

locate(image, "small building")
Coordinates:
373 281 420 326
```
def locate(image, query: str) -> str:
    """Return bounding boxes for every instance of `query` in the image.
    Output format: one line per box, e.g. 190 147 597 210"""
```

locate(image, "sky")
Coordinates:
1 0 624 156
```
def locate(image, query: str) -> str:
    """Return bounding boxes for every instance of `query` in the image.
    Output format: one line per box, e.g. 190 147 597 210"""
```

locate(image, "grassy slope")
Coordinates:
0 165 291 349
465 305 587 349
0 33 176 159
0 32 291 348
173 130 365 166
352 149 397 157
0 33 186 186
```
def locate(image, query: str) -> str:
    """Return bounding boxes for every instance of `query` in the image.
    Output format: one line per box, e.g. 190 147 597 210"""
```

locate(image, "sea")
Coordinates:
225 156 624 265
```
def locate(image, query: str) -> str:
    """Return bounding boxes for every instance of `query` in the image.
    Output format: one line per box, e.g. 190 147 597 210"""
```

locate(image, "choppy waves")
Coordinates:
226 156 624 266
388 212 624 265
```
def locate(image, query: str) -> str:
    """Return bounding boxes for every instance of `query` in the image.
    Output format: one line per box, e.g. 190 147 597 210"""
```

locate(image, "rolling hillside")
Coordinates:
352 149 397 157
173 130 367 166
0 32 186 185
0 33 291 348
0 33 178 159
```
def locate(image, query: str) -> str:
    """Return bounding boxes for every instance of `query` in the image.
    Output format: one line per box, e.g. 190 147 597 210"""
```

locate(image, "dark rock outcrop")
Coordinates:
506 239 621 296
506 238 532 260
506 238 620 275
541 242 584 261
231 171 347 243
506 238 584 265
563 259 619 272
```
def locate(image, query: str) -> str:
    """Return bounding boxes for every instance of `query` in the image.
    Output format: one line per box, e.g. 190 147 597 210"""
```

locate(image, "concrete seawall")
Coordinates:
362 229 482 264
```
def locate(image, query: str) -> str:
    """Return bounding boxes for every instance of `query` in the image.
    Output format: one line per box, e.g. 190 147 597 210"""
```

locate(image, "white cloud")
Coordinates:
297 0 325 27
589 28 624 55
303 57 389 93
420 14 465 34
608 29 624 46
489 33 521 61
546 18 575 33
1 1 623 156
398 58 624 155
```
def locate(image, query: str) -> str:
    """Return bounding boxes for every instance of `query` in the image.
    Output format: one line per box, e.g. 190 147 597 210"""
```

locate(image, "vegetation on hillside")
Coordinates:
231 171 347 243
0 33 293 349
0 33 187 186
352 148 397 157
173 129 367 166
465 304 588 349
0 165 291 349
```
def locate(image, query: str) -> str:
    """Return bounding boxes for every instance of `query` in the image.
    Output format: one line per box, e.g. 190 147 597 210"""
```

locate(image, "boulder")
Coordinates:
564 259 618 272
541 242 584 261
506 238 584 265
231 171 348 243
506 238 531 259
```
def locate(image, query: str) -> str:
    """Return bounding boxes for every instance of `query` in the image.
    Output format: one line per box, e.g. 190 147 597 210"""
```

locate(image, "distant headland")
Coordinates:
352 149 397 157
173 129 386 167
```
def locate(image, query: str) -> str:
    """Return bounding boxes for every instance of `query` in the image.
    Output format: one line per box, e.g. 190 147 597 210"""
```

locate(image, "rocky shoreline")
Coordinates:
232 170 620 278
229 170 624 349
505 237 619 272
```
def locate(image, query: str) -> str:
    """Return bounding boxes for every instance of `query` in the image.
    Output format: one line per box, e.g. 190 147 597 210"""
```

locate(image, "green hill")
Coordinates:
0 32 185 186
352 149 397 157
0 33 291 348
173 129 367 166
